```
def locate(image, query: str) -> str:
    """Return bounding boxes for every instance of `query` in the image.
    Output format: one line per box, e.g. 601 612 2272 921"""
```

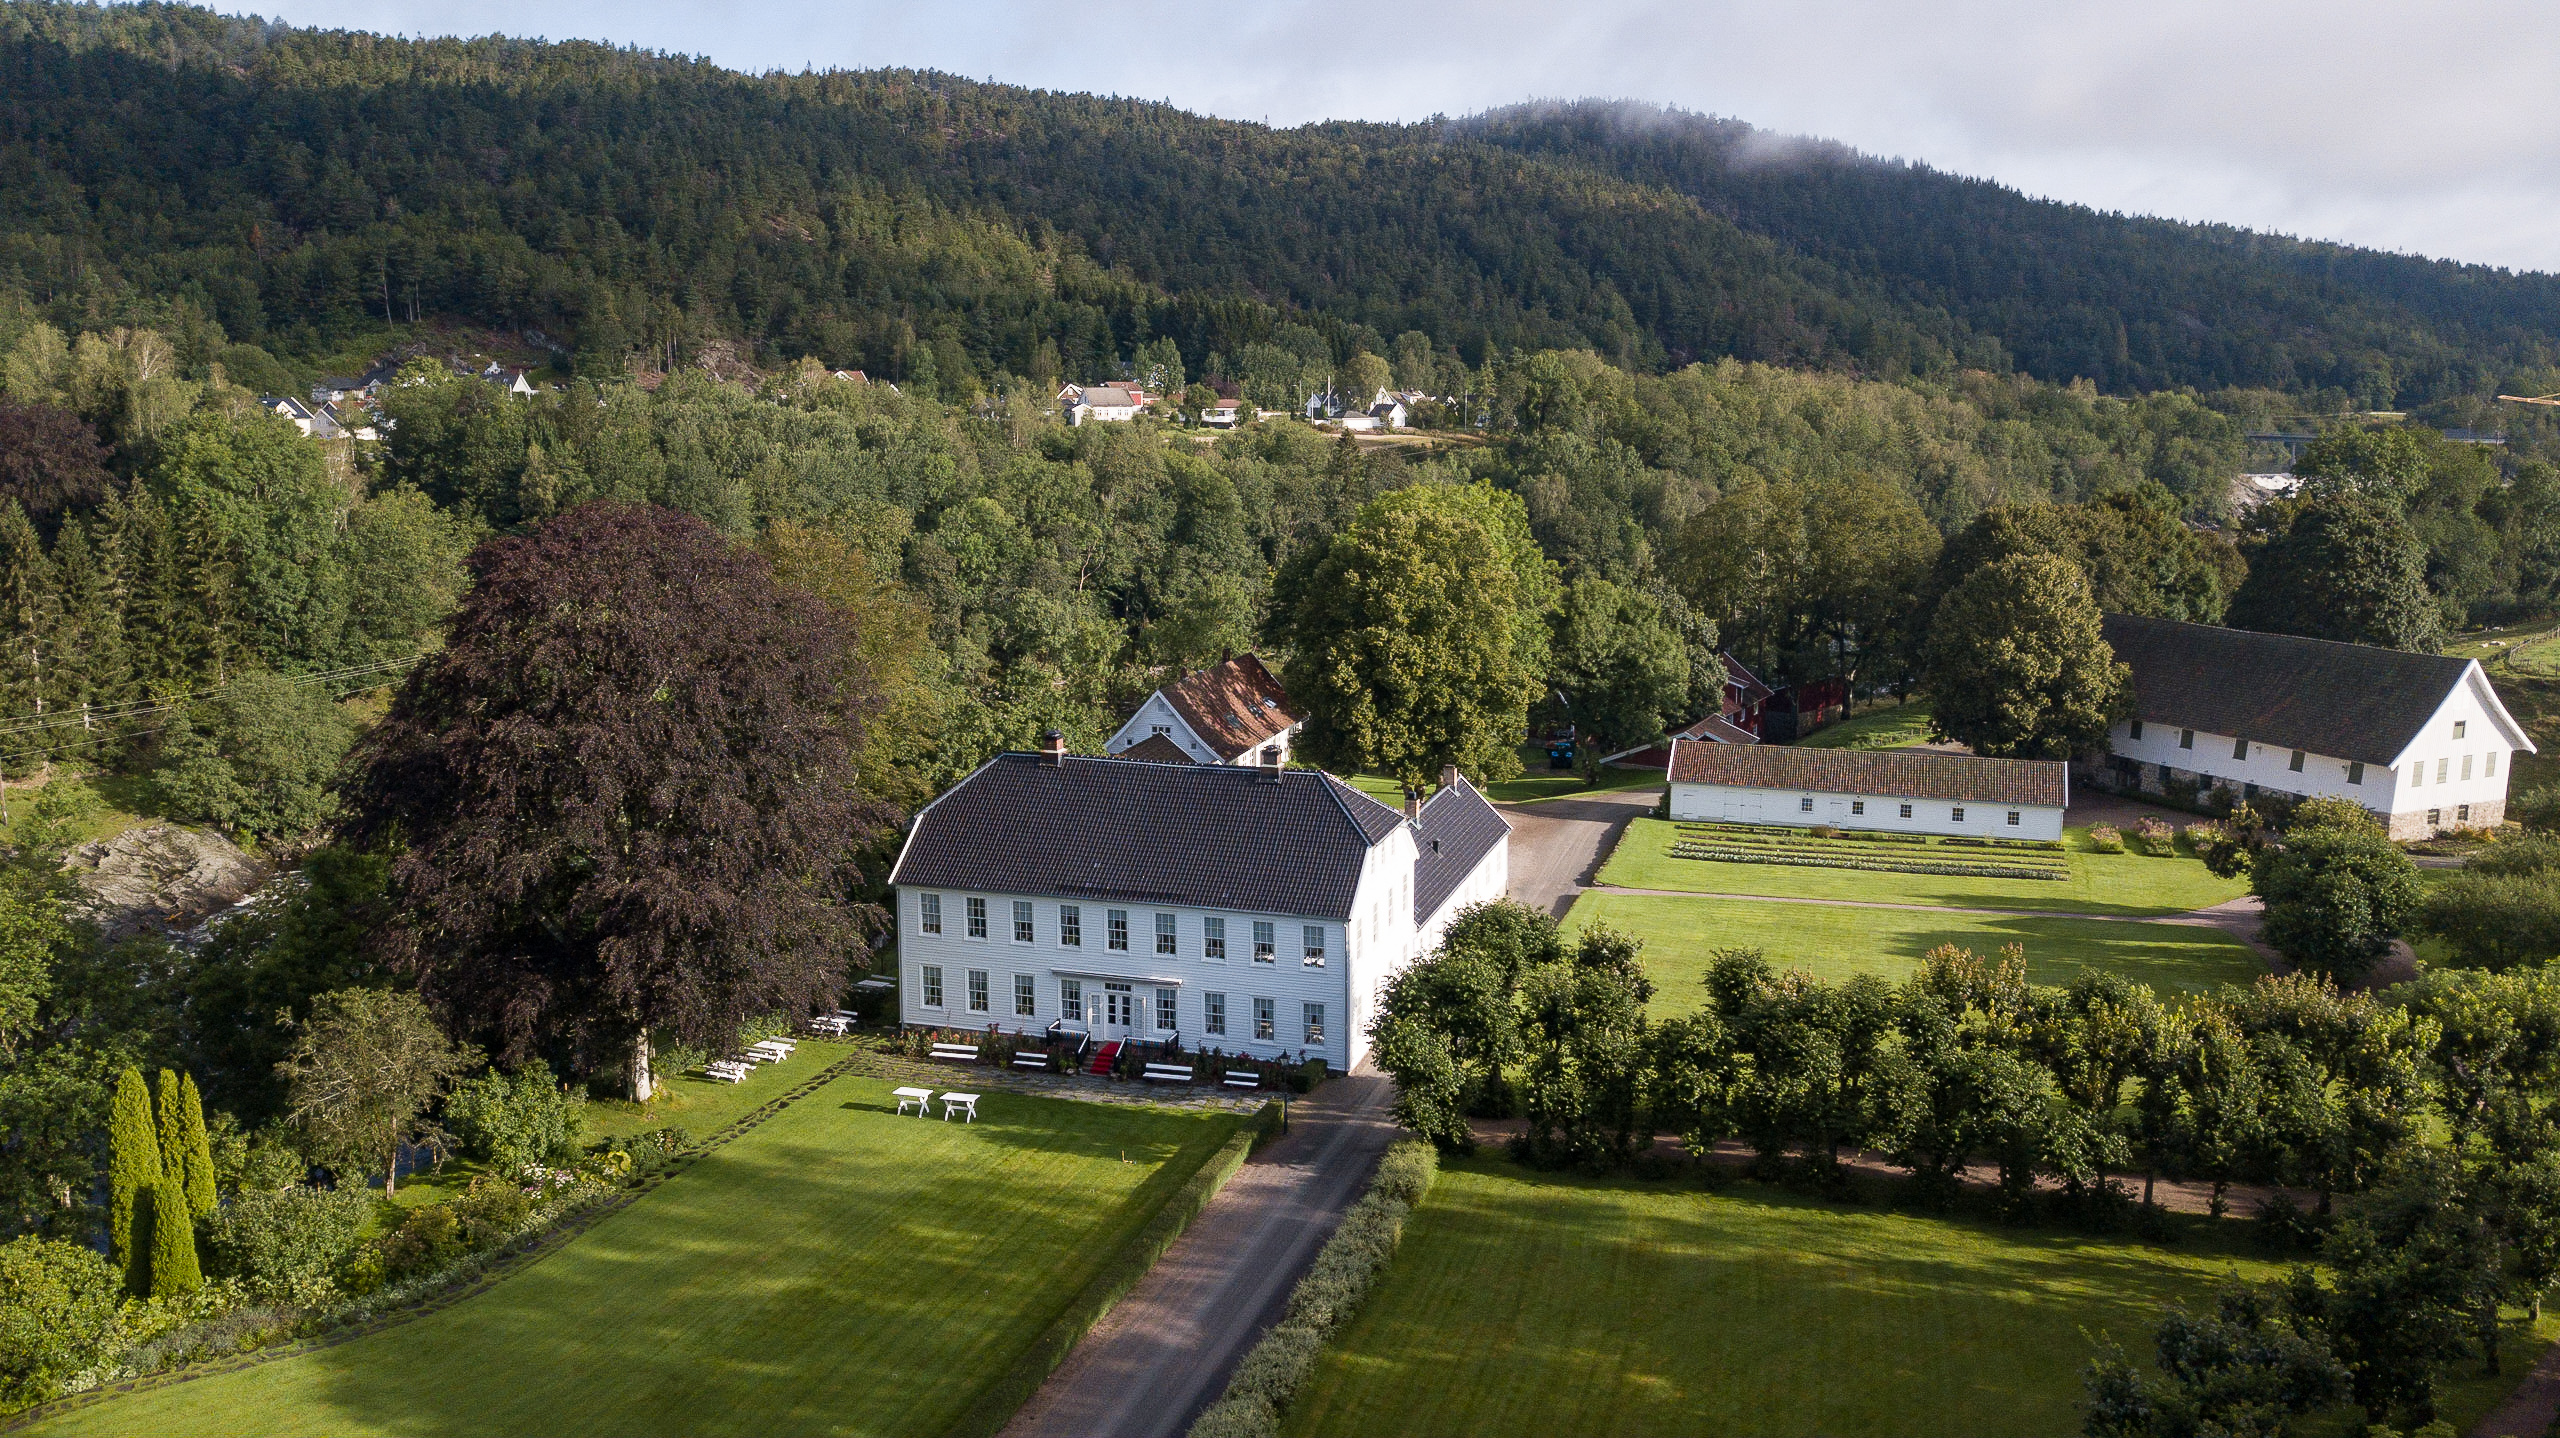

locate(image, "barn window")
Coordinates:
2454 721 2467 739
2459 804 2472 823
2347 762 2365 785
2428 808 2442 827
2179 729 2195 749
2289 750 2305 773
1898 803 1912 819
2129 719 2143 740
2233 738 2249 761
1951 807 1966 822
2488 752 2500 777
2438 758 2450 782
2463 755 2475 781
1799 796 1814 813
1851 800 1865 815
2006 811 2020 826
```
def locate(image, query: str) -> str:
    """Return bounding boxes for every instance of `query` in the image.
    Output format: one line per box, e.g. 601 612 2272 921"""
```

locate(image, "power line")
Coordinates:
0 653 427 760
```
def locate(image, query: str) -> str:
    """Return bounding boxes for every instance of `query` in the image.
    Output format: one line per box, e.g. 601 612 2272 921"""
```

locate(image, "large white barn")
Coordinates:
1667 738 2069 840
887 740 1509 1072
2092 614 2535 838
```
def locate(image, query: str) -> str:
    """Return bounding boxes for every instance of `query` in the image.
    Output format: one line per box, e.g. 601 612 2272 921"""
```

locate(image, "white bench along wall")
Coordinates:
1668 781 2066 841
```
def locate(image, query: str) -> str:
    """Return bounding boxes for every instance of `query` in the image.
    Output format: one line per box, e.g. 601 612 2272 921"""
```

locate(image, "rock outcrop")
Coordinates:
64 825 274 944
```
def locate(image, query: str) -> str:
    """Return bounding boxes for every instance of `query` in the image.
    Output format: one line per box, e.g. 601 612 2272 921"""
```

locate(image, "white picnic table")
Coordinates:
892 1086 934 1116
940 1092 980 1123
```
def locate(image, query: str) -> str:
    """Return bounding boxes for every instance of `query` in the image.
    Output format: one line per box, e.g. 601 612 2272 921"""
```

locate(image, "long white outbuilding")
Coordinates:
1667 739 2070 841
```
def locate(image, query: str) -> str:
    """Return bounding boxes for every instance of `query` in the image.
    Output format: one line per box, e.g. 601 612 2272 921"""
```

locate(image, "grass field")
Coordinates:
1598 818 2250 918
1280 1157 2549 1438
1347 746 1664 806
1796 700 1935 751
1566 892 2268 1000
32 1072 1244 1438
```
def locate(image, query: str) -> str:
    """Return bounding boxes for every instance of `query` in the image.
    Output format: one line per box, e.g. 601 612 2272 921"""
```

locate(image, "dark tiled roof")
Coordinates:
2102 613 2487 765
1159 655 1300 762
890 753 1396 919
1668 738 2066 807
1413 777 1510 923
1117 733 1196 764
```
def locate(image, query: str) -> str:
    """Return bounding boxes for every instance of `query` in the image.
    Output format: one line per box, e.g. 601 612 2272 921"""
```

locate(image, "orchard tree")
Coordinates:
1921 553 2128 759
1276 484 1554 788
346 502 889 1093
2227 493 2441 652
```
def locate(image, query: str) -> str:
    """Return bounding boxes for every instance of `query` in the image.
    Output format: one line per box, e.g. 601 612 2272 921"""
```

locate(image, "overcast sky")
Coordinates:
245 0 2560 275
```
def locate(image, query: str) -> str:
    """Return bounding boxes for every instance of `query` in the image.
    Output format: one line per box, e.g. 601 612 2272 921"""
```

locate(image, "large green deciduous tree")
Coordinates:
150 671 360 840
1546 576 1691 768
1921 553 2127 759
2227 493 2442 652
1277 484 1555 788
345 502 889 1092
2251 813 2423 985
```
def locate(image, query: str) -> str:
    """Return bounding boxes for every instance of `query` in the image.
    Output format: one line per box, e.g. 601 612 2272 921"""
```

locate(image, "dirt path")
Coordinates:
2474 1345 2560 1438
1000 1073 1401 1438
1499 790 1660 916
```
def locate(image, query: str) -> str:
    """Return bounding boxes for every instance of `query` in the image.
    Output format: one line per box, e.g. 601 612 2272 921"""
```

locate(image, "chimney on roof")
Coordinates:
1440 765 1459 791
1041 728 1066 765
1403 785 1422 824
1258 745 1283 783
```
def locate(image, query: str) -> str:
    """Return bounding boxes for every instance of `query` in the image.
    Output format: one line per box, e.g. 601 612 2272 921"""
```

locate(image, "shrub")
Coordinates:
199 1186 371 1304
450 1177 535 1247
377 1205 464 1281
445 1063 580 1174
2087 824 2125 854
2252 820 2422 983
2417 870 2560 971
2513 784 2560 834
0 1237 120 1408
1188 1142 1438 1438
2127 816 2176 857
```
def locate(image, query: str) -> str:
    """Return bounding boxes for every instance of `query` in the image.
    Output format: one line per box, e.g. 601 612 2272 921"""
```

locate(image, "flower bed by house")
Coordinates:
1665 840 2069 881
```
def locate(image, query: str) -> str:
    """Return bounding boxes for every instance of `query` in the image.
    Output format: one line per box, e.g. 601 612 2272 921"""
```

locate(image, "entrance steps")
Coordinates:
1086 1040 1122 1076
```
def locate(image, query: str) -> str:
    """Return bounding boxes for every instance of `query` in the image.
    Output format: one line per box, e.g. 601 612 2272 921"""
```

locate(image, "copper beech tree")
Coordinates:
345 502 888 1097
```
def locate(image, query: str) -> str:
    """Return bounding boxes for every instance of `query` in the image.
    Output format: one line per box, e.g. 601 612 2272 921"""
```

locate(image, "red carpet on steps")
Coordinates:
1086 1040 1121 1076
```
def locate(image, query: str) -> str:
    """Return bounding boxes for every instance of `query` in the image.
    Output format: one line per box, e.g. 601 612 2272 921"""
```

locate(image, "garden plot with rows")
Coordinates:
1665 822 2071 881
1597 818 2250 918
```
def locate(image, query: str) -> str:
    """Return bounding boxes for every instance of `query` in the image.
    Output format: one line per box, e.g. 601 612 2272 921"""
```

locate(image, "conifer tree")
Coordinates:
144 1182 199 1296
151 1070 192 1212
106 1067 163 1293
176 1072 216 1217
48 517 131 760
99 484 187 690
0 500 60 762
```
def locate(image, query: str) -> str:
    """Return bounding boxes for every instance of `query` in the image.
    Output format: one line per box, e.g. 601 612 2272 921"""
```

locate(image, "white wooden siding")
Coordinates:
1668 782 2064 840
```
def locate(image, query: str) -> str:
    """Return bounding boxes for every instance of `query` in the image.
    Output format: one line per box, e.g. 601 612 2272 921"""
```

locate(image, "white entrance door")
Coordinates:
1102 983 1136 1037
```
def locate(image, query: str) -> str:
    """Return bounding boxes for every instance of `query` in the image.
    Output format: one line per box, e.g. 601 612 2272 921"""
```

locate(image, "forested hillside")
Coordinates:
0 1 2555 405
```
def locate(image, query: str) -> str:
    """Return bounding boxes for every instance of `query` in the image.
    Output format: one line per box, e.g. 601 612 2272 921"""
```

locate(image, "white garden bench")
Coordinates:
704 1060 751 1083
892 1086 934 1116
1223 1070 1262 1089
1142 1063 1194 1084
940 1092 980 1123
1012 1051 1051 1071
928 1042 981 1064
751 1038 794 1059
806 1015 851 1036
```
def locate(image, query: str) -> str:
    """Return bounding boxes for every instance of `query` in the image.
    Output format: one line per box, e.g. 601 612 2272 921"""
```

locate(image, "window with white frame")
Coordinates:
1060 905 1082 946
1253 921 1276 963
1205 992 1227 1035
1013 900 1034 943
1155 912 1178 956
920 893 942 934
1107 909 1129 951
1204 917 1227 961
1253 996 1275 1040
1898 803 1912 818
1303 1002 1326 1046
921 965 944 1008
2438 757 2450 782
966 969 989 1013
2006 811 2020 826
1014 973 1036 1017
1155 987 1178 1031
1060 979 1083 1021
966 896 987 938
1798 796 1813 812
1951 806 1966 822
1303 925 1326 966
1851 800 1865 816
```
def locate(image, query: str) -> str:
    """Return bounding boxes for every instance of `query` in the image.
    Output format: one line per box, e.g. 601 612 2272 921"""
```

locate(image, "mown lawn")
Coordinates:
1795 700 1935 751
32 1074 1243 1438
1598 818 2249 917
1348 749 1664 806
1282 1157 2551 1438
1565 892 2267 1002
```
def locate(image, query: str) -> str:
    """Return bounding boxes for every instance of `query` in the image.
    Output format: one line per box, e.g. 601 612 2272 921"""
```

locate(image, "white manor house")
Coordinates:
2089 613 2536 838
886 736 1510 1072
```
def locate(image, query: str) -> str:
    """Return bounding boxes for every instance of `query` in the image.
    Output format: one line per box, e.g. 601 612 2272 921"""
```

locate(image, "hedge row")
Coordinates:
1668 845 2068 881
1186 1141 1440 1438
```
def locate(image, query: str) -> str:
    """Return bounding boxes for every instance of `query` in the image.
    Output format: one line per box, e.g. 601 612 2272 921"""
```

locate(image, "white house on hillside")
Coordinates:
888 740 1511 1071
1668 738 2069 840
2092 613 2536 837
1105 655 1302 767
1067 385 1142 425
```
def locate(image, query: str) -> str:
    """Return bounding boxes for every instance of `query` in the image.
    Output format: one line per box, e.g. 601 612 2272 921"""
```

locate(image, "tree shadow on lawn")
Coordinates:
1872 913 2267 992
277 1082 1231 1438
1320 1162 2264 1438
